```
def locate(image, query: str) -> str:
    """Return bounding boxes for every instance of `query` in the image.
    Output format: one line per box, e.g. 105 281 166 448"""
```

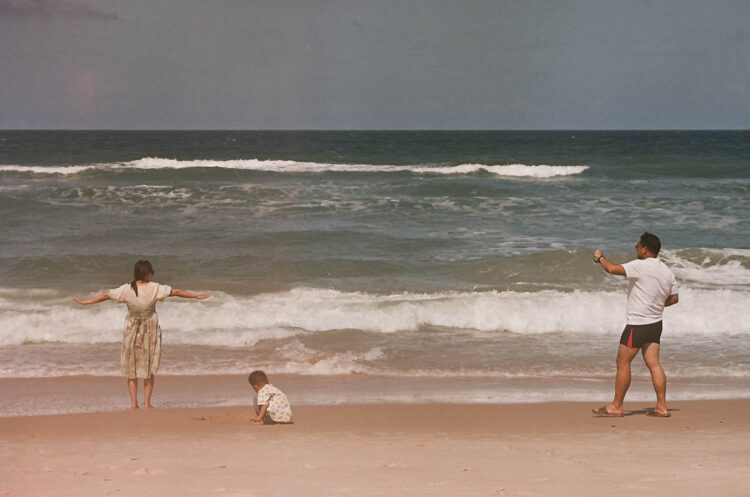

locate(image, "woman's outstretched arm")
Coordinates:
170 289 210 299
73 293 111 305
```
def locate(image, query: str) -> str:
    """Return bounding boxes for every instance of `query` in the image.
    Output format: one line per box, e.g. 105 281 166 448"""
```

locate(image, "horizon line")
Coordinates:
2 128 749 132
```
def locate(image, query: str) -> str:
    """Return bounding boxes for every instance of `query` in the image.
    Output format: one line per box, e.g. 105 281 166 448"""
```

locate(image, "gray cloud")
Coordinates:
0 0 118 20
1 0 748 130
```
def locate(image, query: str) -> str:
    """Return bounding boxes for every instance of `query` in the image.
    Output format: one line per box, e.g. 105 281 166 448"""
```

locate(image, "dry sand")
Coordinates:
2 398 749 497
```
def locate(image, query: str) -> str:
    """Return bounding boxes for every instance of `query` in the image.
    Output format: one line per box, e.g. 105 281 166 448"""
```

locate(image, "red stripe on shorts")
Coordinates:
627 328 633 348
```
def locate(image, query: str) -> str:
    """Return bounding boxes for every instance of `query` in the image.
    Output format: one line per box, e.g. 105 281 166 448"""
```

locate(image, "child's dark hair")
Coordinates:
131 260 154 296
639 232 662 256
248 370 269 387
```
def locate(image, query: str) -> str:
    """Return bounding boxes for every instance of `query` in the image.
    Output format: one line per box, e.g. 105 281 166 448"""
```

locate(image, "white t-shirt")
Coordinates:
109 282 172 317
621 258 678 325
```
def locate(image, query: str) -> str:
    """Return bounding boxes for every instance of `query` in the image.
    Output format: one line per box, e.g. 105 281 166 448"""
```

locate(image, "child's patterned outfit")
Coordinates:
256 384 293 423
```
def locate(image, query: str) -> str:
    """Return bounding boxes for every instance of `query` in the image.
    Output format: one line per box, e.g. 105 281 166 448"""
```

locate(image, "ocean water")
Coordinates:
1 131 749 411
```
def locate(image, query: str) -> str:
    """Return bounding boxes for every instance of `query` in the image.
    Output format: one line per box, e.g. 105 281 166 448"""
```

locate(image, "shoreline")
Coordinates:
3 373 750 418
5 373 750 420
2 401 748 497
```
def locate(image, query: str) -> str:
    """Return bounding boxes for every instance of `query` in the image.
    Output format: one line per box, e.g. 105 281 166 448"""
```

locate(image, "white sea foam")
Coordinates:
2 347 748 379
270 342 387 376
0 164 93 174
412 163 589 177
0 159 589 178
1 286 747 347
662 249 750 288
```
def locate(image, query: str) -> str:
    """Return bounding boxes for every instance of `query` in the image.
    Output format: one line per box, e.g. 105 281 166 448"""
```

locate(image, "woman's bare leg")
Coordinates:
127 379 139 409
143 375 155 409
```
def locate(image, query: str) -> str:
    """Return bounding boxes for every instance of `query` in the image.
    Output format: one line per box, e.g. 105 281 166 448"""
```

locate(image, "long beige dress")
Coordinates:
109 282 172 379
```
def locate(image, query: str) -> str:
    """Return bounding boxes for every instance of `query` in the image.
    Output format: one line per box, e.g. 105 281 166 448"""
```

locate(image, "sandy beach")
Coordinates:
2 376 748 497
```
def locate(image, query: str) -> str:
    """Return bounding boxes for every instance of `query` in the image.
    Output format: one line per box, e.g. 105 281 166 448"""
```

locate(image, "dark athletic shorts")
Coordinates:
620 321 663 348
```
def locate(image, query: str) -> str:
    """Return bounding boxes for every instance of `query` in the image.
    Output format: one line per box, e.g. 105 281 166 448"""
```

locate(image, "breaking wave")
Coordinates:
0 158 589 178
1 286 746 347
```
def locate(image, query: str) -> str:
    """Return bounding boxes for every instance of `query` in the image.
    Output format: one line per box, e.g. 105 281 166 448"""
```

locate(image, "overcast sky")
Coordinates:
1 0 749 129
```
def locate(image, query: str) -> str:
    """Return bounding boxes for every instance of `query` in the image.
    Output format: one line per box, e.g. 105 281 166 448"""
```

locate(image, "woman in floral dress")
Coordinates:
74 260 209 409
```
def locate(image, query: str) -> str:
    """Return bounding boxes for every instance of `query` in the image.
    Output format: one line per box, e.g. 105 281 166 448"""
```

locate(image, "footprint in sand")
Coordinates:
134 468 167 475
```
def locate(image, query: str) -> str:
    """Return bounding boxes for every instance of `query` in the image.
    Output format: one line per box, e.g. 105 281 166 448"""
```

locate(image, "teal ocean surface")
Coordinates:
1 131 749 414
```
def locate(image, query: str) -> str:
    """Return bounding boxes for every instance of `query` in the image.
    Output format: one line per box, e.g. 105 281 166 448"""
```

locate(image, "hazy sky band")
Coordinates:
1 0 748 129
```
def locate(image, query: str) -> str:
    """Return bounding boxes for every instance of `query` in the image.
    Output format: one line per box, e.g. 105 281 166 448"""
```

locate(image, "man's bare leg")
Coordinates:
607 344 640 414
641 342 668 415
143 375 155 409
127 379 139 409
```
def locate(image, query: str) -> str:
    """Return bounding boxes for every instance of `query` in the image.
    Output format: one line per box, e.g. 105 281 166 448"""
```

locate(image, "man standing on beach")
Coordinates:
592 232 679 417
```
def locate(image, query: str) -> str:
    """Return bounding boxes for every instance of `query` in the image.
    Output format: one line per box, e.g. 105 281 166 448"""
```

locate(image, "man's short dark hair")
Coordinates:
639 232 661 256
248 370 269 387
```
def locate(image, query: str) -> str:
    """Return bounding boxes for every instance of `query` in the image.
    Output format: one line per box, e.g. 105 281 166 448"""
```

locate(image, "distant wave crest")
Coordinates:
0 158 589 178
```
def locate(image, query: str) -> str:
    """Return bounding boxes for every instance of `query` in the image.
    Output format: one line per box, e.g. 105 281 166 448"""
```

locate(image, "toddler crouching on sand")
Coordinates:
249 370 293 425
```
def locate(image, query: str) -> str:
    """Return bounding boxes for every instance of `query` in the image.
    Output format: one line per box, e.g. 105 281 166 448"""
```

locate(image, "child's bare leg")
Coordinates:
143 375 155 409
127 379 139 409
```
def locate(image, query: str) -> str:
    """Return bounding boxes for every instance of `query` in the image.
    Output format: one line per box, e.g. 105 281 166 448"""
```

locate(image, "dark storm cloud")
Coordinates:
0 0 118 20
